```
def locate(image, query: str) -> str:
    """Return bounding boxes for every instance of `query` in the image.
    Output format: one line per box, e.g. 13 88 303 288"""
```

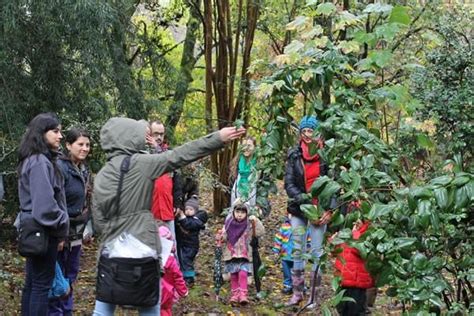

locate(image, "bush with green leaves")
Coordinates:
254 1 473 313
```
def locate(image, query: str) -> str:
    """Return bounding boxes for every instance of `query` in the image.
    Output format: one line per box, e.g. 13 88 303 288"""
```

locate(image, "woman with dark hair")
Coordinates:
17 113 69 315
48 127 91 316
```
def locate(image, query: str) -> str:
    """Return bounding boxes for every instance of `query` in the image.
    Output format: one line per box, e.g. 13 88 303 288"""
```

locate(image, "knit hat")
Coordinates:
185 197 199 212
159 226 173 241
299 116 319 131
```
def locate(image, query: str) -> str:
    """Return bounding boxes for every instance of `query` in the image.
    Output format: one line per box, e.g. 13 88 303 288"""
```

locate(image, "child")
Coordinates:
159 226 188 316
272 214 311 295
175 197 208 286
272 214 294 294
334 220 374 316
218 203 265 306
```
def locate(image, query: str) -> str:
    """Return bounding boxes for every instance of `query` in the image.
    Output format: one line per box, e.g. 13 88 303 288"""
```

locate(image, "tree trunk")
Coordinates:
165 0 202 142
202 0 260 213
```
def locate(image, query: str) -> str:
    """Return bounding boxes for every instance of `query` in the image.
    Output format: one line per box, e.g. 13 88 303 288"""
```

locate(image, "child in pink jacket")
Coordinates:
159 226 188 316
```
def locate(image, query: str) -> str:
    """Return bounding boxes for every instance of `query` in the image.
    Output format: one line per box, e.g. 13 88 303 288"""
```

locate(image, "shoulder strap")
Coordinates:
106 155 131 220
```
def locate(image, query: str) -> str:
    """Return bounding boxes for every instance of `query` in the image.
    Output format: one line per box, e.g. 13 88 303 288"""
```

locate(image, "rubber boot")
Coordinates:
239 289 249 305
229 273 240 306
238 270 249 305
285 269 304 306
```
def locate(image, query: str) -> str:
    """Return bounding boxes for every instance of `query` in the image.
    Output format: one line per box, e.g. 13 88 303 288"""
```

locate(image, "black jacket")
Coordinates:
284 145 329 218
176 210 208 248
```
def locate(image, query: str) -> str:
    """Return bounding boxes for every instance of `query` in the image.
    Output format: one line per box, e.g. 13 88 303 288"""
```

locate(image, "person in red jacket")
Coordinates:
147 120 184 238
334 220 374 316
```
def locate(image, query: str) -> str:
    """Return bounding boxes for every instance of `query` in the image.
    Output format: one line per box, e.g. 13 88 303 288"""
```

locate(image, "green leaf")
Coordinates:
331 211 344 226
319 181 341 208
368 203 397 220
389 6 410 25
286 16 310 31
430 175 452 186
350 158 361 171
321 306 332 316
434 187 448 209
350 173 362 192
316 2 337 16
338 40 360 54
301 204 322 221
311 176 331 196
284 40 304 54
364 3 393 14
369 50 393 68
455 186 469 209
392 237 416 251
416 133 434 149
451 175 470 187
234 119 244 129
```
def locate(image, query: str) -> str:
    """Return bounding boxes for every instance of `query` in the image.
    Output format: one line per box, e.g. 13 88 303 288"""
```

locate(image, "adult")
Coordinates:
17 113 69 315
229 136 270 217
92 117 245 315
146 120 184 238
284 116 335 306
48 128 91 316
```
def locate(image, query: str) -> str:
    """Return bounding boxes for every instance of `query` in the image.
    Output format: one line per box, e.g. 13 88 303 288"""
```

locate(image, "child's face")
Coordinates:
233 209 247 222
184 206 196 217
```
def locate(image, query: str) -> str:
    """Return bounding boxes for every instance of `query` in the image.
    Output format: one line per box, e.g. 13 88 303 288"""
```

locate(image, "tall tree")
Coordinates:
201 0 261 212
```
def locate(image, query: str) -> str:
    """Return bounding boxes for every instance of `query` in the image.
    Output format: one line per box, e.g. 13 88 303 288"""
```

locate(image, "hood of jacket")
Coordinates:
100 117 148 160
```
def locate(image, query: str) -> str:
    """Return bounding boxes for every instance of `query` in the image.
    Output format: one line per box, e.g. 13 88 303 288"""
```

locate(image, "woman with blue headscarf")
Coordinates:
284 115 334 306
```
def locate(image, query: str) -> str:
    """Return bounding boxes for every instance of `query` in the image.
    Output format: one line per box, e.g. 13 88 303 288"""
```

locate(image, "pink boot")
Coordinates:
230 273 240 306
238 270 249 305
239 289 249 305
285 269 304 306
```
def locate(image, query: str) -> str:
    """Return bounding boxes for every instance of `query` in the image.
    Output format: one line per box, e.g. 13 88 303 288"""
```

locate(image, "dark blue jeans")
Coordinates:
177 245 198 279
21 237 59 316
282 259 293 287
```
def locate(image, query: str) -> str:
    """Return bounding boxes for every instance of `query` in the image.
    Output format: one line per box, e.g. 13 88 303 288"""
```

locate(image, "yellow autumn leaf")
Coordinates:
302 70 313 82
274 54 291 67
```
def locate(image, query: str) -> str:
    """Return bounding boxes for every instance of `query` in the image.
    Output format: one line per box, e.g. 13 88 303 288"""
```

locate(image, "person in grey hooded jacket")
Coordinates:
92 117 245 315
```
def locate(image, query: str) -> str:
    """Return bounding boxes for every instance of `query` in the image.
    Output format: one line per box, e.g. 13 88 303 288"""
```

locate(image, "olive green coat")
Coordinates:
92 117 224 255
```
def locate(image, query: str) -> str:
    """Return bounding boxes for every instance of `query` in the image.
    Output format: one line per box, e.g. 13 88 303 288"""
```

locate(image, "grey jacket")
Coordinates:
92 117 224 254
18 154 69 238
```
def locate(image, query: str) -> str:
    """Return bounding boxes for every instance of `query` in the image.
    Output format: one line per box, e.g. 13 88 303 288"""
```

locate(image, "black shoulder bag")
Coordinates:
96 156 160 307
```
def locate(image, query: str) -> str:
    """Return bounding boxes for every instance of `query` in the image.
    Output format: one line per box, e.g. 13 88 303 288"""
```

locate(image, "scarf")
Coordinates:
224 214 248 247
300 140 319 162
236 155 256 200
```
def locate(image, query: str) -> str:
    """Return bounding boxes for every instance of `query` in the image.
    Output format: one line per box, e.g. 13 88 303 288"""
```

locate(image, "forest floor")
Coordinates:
0 182 404 315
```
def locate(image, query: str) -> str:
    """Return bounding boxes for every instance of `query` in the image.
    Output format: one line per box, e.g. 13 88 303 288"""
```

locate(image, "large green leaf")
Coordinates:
363 3 393 14
316 2 337 16
416 133 435 149
430 175 452 186
319 181 341 208
368 203 397 220
369 50 393 68
301 204 322 221
389 6 411 25
311 176 331 196
433 187 448 209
